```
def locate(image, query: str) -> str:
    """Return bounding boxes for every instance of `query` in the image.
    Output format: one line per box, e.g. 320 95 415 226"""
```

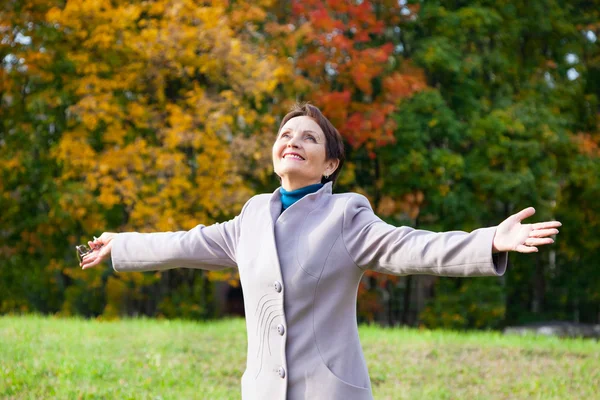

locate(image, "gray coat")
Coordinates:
111 182 507 400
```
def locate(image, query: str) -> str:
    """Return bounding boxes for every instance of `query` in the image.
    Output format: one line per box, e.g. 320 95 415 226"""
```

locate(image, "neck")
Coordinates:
281 178 323 191
279 183 324 210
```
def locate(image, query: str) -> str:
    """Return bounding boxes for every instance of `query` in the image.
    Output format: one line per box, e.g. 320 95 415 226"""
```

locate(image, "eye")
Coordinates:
306 135 317 142
280 132 290 139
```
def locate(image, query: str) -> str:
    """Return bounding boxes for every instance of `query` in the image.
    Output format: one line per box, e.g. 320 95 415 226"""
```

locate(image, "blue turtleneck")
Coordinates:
280 183 324 210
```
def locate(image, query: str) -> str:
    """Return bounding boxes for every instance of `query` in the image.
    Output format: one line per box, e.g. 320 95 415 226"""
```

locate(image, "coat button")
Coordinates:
277 366 286 378
274 281 282 293
277 324 285 336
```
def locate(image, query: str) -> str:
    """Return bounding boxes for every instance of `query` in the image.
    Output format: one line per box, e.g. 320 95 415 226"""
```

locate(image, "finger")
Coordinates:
515 207 536 222
81 253 96 268
82 258 99 269
516 244 538 253
525 238 554 246
531 221 562 230
82 247 110 269
529 228 559 238
82 252 102 268
81 249 102 264
81 254 93 264
87 240 101 250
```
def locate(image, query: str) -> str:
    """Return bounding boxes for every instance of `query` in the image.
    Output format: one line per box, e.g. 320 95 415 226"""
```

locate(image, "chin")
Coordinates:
276 170 313 183
276 165 301 176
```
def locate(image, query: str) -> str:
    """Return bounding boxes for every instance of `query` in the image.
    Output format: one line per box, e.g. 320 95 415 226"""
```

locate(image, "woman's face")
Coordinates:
272 116 339 191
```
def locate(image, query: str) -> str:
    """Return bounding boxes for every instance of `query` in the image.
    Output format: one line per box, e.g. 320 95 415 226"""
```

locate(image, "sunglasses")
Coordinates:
75 236 103 264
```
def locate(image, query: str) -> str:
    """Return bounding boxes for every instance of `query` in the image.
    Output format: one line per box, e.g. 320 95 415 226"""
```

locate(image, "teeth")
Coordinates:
284 154 303 160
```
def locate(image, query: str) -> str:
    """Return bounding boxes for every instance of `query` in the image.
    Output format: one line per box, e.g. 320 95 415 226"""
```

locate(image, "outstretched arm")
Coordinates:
343 196 560 277
80 198 253 272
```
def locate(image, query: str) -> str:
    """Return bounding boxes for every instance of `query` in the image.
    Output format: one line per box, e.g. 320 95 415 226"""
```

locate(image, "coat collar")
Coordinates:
269 182 333 224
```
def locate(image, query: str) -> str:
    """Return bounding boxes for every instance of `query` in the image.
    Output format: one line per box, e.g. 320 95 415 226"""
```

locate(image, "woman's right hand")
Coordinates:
80 232 118 270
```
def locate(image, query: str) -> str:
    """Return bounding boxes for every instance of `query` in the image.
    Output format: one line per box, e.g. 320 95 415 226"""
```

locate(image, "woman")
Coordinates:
80 103 561 400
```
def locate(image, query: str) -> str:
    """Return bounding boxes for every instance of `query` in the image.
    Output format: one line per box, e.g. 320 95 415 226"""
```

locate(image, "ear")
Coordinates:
324 158 340 177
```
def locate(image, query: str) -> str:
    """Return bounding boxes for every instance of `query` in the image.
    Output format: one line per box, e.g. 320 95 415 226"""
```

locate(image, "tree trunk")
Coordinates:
531 255 545 314
402 275 412 325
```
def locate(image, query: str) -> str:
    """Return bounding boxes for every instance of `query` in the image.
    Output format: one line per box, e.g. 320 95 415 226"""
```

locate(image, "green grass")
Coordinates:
1 316 598 399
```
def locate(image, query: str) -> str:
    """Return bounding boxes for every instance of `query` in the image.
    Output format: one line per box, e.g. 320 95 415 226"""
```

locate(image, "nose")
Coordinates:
287 133 300 148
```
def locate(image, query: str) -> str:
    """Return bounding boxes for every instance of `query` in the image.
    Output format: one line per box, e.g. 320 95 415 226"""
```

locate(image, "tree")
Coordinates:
404 0 599 326
1 0 289 317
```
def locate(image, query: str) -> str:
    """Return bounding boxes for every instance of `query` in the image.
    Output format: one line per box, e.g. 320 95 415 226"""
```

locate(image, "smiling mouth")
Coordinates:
283 153 305 160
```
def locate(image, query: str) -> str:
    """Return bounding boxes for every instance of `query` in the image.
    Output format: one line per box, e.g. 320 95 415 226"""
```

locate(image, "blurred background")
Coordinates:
1 0 599 330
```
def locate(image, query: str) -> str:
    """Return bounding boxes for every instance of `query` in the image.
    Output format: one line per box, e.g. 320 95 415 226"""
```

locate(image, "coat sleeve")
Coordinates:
110 198 253 273
341 195 508 277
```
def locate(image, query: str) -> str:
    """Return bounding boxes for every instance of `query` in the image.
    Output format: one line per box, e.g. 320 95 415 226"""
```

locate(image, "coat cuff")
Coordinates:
472 226 508 277
110 232 126 273
110 232 154 273
492 252 508 275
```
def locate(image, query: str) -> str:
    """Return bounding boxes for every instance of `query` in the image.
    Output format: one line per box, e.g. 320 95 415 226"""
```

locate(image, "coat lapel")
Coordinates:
269 186 283 225
264 182 333 278
269 182 333 224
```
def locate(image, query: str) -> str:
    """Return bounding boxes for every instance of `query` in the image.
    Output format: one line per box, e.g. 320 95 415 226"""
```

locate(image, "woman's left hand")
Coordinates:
492 207 561 253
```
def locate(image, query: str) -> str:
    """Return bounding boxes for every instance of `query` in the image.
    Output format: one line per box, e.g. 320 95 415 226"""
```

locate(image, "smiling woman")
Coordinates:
273 104 345 191
79 103 561 400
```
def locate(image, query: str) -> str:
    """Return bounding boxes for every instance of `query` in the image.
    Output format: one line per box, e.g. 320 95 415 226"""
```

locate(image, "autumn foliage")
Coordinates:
1 0 599 326
278 0 427 152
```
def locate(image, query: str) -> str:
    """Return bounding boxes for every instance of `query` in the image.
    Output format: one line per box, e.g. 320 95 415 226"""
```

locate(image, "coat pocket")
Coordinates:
303 361 373 399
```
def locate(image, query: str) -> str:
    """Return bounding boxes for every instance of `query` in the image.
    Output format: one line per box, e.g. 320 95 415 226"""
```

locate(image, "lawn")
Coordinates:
1 315 598 399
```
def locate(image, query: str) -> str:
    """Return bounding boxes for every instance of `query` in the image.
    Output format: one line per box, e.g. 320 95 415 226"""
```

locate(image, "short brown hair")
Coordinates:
278 103 345 186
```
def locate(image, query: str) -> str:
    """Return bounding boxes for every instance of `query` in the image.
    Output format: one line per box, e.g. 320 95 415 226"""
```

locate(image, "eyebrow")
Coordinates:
281 129 321 137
